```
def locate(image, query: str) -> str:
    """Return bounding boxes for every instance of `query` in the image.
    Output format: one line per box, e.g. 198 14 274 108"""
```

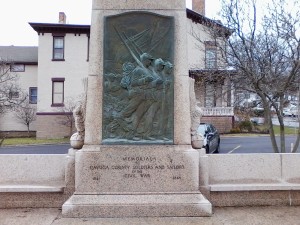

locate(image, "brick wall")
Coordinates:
201 116 233 134
36 115 75 139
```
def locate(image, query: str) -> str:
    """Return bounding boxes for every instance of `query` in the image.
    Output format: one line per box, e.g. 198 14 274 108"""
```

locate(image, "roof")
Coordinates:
0 46 38 64
29 9 231 37
189 69 237 77
186 8 233 37
29 23 90 35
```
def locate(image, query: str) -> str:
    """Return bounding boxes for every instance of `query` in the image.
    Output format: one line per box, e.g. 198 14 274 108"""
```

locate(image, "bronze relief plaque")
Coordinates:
102 11 174 144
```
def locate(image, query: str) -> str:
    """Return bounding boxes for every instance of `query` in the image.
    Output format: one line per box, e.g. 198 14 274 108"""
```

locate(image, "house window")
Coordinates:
9 91 19 99
205 41 217 69
244 93 250 99
10 64 25 72
52 78 65 106
53 36 65 60
29 87 37 104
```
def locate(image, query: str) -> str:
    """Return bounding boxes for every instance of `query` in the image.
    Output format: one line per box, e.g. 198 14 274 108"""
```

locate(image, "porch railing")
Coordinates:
200 107 234 116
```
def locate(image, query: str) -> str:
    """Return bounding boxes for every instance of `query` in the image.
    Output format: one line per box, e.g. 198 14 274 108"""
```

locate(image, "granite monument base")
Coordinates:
62 145 212 217
63 193 211 217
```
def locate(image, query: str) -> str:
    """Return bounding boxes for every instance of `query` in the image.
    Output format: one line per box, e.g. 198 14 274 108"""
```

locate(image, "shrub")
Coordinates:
255 126 270 134
239 120 253 132
230 128 241 133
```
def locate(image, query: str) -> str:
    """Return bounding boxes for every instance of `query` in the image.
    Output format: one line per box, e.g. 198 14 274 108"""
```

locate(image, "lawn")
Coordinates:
225 124 299 136
272 125 299 135
257 125 299 135
1 137 69 146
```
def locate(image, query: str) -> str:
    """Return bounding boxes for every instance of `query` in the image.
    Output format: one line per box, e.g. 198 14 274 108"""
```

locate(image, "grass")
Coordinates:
272 125 299 135
1 137 69 146
225 124 299 136
256 125 299 135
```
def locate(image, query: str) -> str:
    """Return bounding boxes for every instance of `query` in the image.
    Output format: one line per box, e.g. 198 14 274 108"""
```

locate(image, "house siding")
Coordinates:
0 64 37 132
36 114 75 139
37 33 88 114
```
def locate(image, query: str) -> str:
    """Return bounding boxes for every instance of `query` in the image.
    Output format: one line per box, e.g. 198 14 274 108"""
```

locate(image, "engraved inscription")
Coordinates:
92 176 101 181
89 155 185 182
90 165 109 170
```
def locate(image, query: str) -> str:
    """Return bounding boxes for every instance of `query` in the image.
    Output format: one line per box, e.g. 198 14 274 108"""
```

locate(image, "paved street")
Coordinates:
0 144 70 154
1 135 300 154
1 206 300 225
220 135 300 154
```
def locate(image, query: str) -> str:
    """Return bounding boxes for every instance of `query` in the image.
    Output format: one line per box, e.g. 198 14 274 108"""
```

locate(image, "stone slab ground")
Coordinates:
1 206 300 225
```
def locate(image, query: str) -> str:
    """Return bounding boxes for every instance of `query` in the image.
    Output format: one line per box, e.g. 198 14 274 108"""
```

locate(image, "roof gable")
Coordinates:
0 46 38 64
186 8 232 37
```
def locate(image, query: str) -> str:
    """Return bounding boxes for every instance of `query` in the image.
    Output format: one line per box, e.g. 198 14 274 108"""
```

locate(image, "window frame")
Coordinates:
205 41 218 69
52 34 65 61
10 64 25 72
9 91 19 99
51 78 65 107
29 87 37 104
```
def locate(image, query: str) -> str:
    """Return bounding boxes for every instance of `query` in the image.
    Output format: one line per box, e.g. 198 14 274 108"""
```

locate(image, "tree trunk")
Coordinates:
292 118 300 153
0 138 4 147
263 111 269 127
27 124 30 138
278 115 286 153
292 87 300 153
278 96 285 153
262 98 279 153
268 113 279 153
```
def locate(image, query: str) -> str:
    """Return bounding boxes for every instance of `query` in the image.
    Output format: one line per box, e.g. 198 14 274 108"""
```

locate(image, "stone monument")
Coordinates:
62 0 212 217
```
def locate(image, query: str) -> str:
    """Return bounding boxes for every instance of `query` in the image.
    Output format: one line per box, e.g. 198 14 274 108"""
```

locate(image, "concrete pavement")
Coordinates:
1 206 300 225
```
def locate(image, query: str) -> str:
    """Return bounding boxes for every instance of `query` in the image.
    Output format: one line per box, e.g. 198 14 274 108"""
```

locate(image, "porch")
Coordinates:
200 106 234 116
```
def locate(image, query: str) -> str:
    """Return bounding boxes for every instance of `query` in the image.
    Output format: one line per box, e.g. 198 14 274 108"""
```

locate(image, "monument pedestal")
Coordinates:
63 193 211 217
62 0 212 217
62 145 212 217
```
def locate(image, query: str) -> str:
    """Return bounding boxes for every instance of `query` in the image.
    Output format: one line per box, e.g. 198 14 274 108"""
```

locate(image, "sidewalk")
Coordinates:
1 206 300 225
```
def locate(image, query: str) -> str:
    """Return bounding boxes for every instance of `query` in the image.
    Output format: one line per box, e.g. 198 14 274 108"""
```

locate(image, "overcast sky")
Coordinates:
0 0 220 46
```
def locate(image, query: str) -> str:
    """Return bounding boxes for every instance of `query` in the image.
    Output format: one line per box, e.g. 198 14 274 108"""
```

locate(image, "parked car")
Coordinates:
196 123 220 154
283 107 299 117
283 108 293 117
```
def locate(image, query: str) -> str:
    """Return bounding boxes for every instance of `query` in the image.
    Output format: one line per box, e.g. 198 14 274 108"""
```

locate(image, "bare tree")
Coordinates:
0 59 26 113
56 97 78 137
192 0 300 153
227 0 300 153
14 101 36 137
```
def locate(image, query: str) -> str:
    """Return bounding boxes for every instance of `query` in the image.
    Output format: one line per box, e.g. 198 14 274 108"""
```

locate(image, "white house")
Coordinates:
0 0 234 139
29 13 89 138
186 8 235 133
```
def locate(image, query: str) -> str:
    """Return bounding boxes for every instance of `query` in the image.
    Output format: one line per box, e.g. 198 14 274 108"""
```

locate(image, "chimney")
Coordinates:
59 12 67 24
192 0 205 15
